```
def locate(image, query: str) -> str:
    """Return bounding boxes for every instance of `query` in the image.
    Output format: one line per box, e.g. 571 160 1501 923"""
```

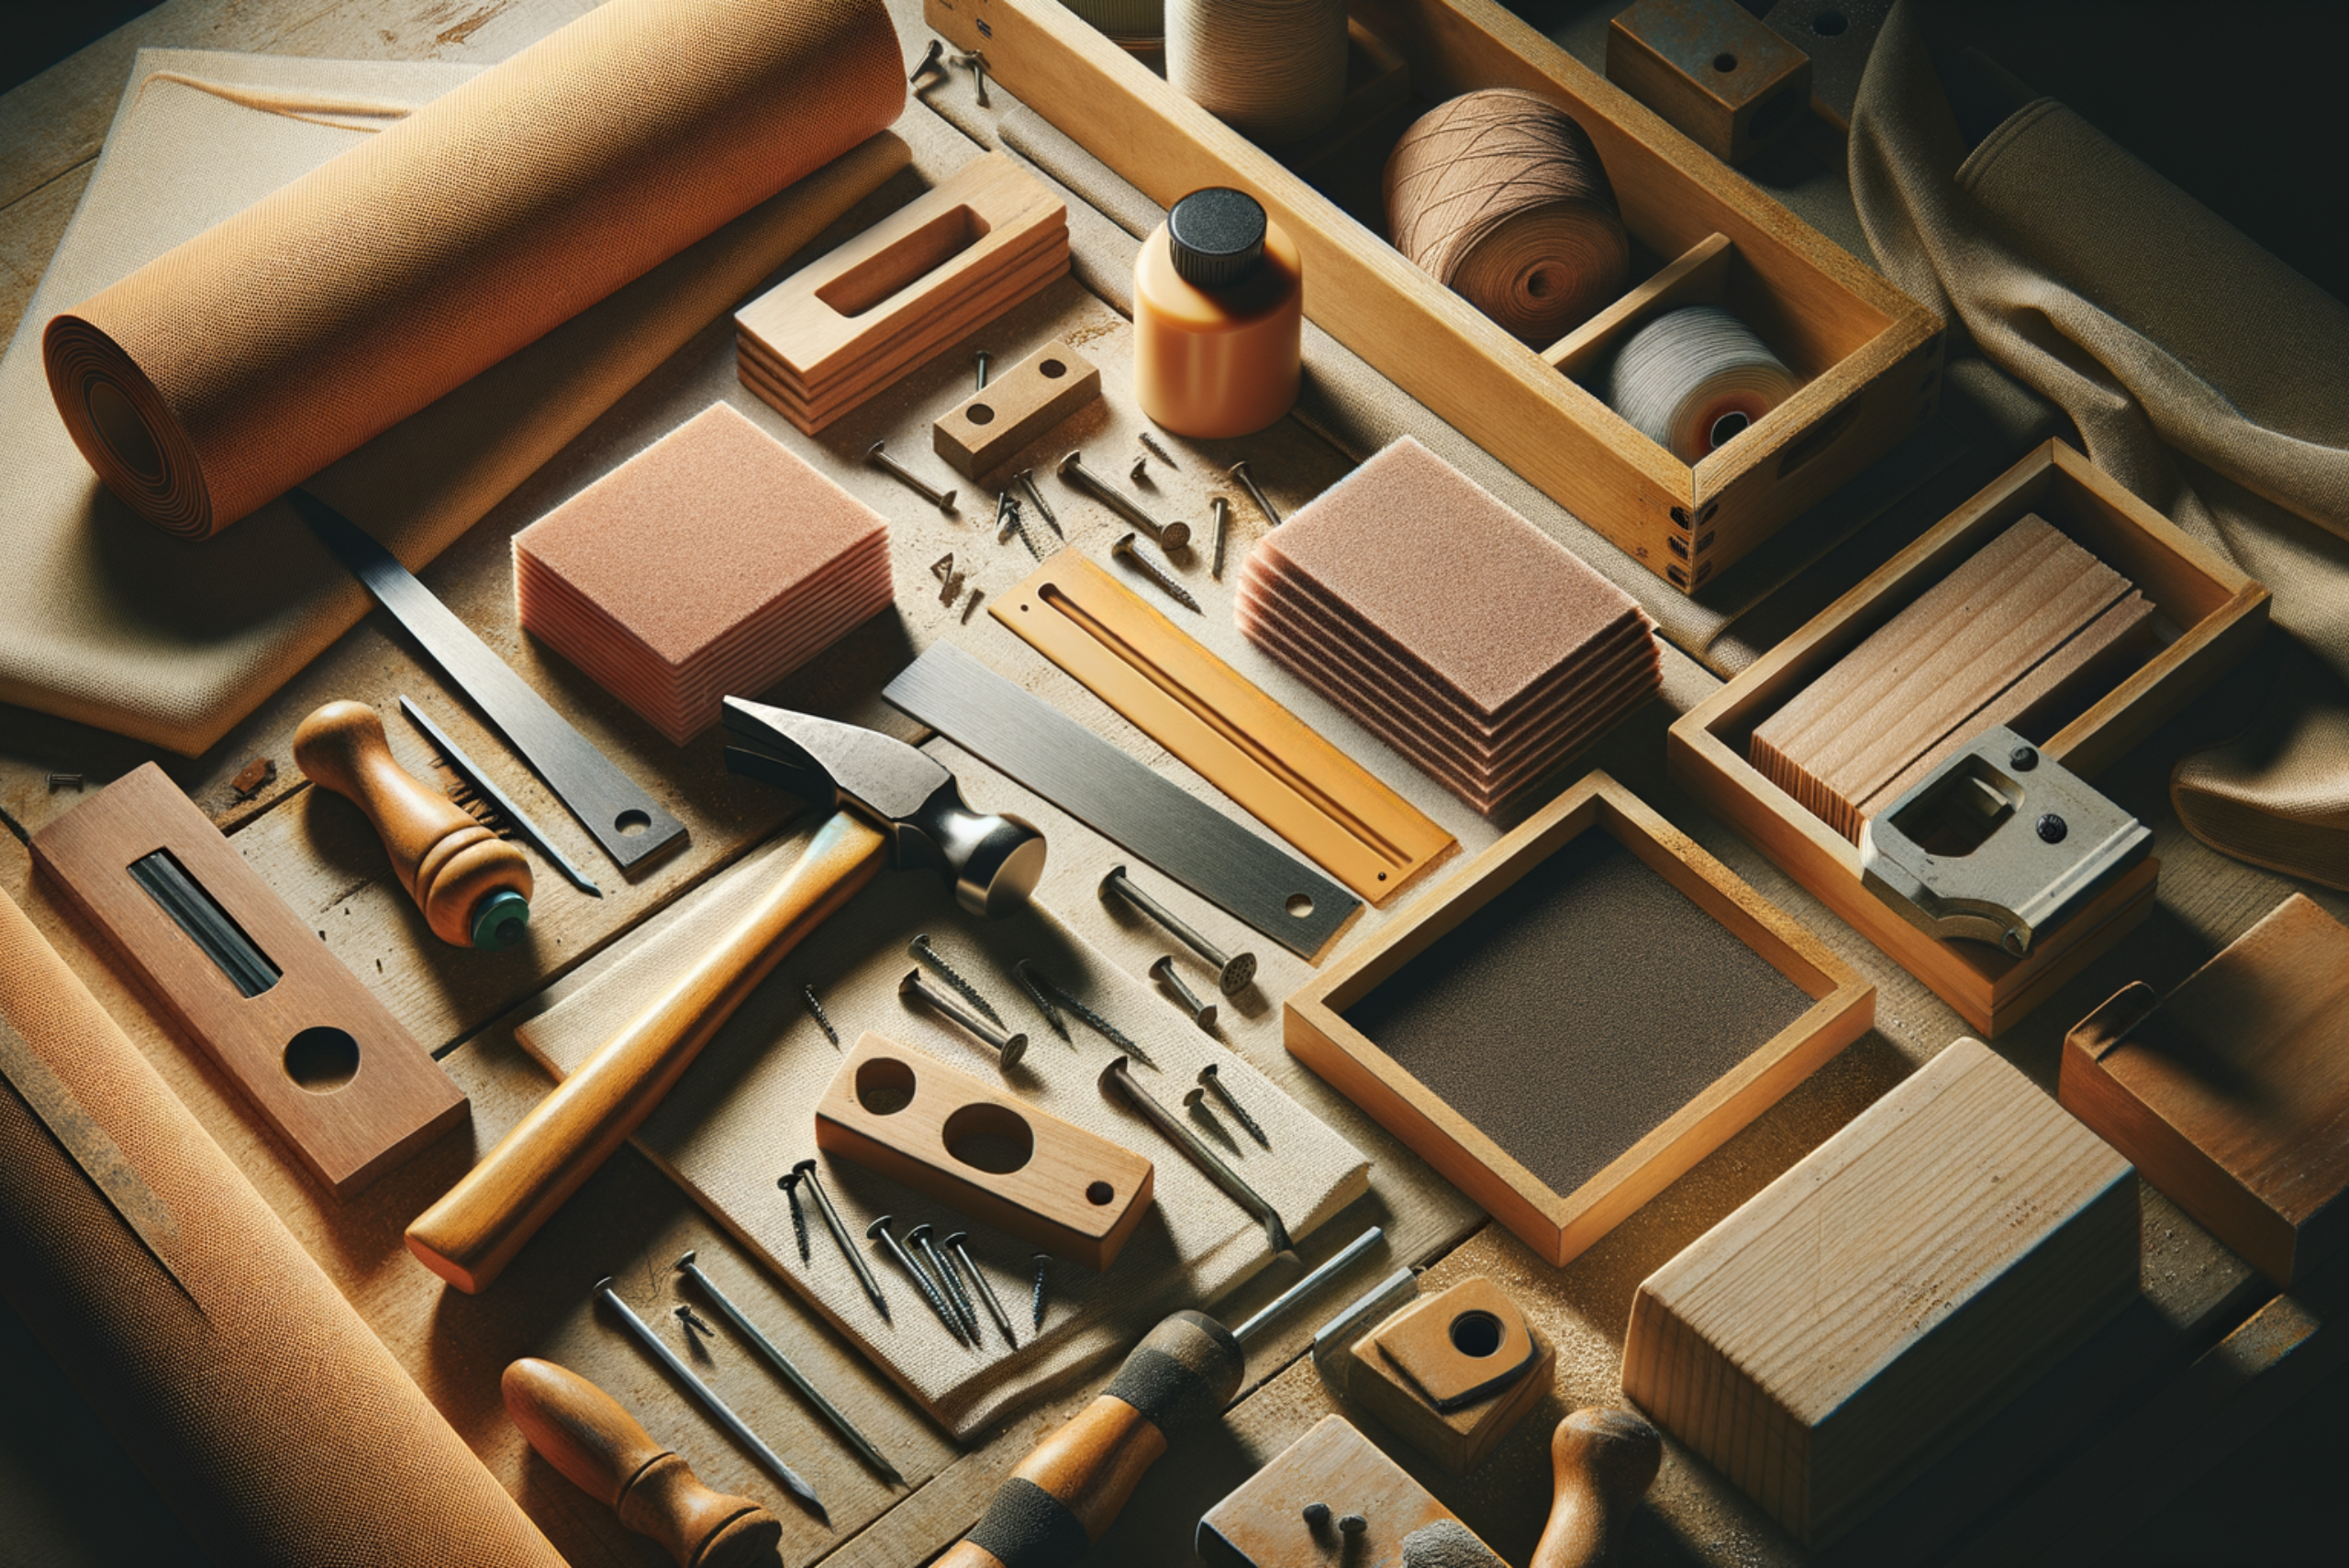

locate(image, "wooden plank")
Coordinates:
930 337 1102 478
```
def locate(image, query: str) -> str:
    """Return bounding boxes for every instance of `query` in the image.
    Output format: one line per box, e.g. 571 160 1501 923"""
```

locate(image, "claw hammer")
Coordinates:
405 699 1046 1292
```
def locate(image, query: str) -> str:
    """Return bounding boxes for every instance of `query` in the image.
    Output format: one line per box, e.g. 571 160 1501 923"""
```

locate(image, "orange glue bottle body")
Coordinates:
1134 187 1303 439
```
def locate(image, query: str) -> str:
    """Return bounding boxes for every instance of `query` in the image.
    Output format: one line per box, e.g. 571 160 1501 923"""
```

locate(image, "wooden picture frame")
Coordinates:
922 0 1943 598
1669 439 2270 1036
1285 771 1874 1267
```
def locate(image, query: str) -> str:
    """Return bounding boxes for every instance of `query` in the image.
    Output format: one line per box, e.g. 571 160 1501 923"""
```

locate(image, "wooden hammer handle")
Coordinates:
406 810 885 1292
1531 1408 1664 1568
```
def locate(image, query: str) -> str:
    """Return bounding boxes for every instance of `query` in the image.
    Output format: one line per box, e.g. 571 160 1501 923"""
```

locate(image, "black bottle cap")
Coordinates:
1167 187 1267 291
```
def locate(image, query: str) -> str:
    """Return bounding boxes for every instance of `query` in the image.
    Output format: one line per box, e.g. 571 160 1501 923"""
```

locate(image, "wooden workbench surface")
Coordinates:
1 4 2343 1566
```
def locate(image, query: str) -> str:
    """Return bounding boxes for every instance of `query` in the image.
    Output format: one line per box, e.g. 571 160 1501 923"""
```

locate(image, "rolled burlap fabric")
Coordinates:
43 0 904 539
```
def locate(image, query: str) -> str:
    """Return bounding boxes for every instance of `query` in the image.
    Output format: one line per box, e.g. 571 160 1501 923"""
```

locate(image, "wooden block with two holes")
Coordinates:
2062 895 2349 1287
1670 439 2270 1035
28 763 466 1197
736 153 1070 432
1623 1038 2140 1548
813 1032 1153 1269
1196 1414 1496 1568
1286 771 1874 1268
931 339 1101 479
1350 1274 1556 1474
1606 0 1815 167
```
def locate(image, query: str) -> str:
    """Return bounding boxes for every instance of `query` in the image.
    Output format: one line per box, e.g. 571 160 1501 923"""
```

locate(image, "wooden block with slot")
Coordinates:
932 339 1101 478
29 763 466 1197
1669 439 2270 1035
1197 1414 1496 1568
923 0 1942 596
1286 771 1873 1267
1351 1274 1555 1473
813 1032 1153 1269
1623 1039 2140 1548
2062 895 2349 1287
1606 0 1814 166
736 154 1070 433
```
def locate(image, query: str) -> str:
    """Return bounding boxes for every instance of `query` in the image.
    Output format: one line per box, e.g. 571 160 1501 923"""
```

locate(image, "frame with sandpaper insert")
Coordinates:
1670 439 2270 1037
1286 770 1874 1267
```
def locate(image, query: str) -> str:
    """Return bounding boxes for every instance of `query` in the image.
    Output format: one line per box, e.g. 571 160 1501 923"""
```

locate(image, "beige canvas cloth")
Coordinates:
516 820 1370 1440
1851 0 2349 888
0 49 909 753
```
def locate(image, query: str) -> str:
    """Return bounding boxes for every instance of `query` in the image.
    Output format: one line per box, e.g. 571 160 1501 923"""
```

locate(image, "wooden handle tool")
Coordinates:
1530 1408 1663 1568
294 698 533 949
503 1357 781 1568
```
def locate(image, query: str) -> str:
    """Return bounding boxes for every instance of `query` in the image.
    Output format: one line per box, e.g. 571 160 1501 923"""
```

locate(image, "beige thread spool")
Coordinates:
1384 88 1630 346
1165 0 1349 148
1602 304 1800 463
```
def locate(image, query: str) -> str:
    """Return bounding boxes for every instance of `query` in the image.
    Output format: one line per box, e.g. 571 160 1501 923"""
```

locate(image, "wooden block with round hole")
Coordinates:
1606 0 1814 167
930 339 1102 480
1349 1275 1555 1474
813 1031 1153 1269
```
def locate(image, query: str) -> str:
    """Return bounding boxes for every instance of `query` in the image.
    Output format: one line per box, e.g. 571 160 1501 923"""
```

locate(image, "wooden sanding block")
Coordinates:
1197 1415 1501 1568
814 1032 1154 1269
2062 894 2349 1286
30 763 465 1197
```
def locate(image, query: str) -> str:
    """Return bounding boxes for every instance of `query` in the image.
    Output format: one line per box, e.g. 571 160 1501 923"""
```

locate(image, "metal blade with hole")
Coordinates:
295 491 686 872
884 642 1356 958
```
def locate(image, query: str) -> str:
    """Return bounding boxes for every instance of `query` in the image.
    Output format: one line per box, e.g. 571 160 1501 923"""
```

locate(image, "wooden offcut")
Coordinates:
814 1032 1156 1271
2062 895 2349 1287
1606 0 1814 167
29 763 465 1197
736 154 1070 433
931 339 1102 479
1196 1415 1490 1568
1351 1274 1554 1474
1622 1039 2140 1547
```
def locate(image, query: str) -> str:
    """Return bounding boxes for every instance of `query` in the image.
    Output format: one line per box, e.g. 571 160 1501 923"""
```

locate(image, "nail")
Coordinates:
900 968 1027 1069
795 1158 888 1319
1198 1062 1270 1147
1209 495 1230 580
911 1222 981 1341
1230 459 1282 526
909 933 1005 1025
1150 955 1218 1030
868 1215 965 1341
1100 1055 1291 1254
1101 865 1255 994
1111 532 1201 613
910 38 945 82
1016 467 1063 538
1059 450 1190 550
779 1169 811 1262
869 439 957 512
947 1231 1019 1348
1010 958 1070 1040
975 348 992 390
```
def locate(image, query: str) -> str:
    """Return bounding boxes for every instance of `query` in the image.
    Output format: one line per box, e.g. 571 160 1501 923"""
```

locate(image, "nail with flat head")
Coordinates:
975 348 992 390
1230 459 1282 526
869 1215 966 1341
1100 1055 1292 1255
1151 955 1218 1030
946 1231 1019 1348
910 37 946 82
1110 533 1201 614
1059 450 1190 550
1101 865 1254 995
868 440 957 513
1209 495 1231 580
1016 468 1063 538
909 1222 981 1340
901 968 1028 1069
795 1158 888 1320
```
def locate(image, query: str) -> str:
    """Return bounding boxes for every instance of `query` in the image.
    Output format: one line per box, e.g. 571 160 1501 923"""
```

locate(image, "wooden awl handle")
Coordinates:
1531 1407 1664 1568
504 1357 780 1568
405 809 886 1292
293 698 532 949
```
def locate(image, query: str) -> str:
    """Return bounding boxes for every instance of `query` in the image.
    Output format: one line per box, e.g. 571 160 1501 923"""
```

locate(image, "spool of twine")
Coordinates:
1603 305 1801 463
1063 0 1164 42
1383 89 1630 347
1166 0 1349 148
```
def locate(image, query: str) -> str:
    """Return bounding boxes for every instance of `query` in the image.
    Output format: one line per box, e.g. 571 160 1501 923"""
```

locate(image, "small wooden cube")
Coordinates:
2062 895 2349 1286
1607 0 1814 166
1197 1415 1499 1568
1350 1275 1554 1474
1623 1038 2137 1547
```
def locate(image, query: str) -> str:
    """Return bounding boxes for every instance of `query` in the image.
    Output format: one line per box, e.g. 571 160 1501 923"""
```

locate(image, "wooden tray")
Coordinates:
922 0 1943 595
1285 771 1873 1266
1669 439 2270 1037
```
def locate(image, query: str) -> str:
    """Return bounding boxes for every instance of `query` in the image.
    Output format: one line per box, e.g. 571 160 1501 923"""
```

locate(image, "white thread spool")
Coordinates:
1063 0 1163 44
1165 0 1349 148
1603 305 1800 462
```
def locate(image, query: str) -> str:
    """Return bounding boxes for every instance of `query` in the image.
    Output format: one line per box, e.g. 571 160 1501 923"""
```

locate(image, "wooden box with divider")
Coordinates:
1669 440 2270 1036
922 0 1943 596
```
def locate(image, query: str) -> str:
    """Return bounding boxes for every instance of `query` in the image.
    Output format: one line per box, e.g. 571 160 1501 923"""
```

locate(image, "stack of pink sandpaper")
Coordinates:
513 403 894 744
1235 437 1661 818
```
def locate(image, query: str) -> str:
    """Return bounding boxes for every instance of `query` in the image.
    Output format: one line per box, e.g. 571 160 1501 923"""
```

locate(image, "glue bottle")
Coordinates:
1133 187 1303 439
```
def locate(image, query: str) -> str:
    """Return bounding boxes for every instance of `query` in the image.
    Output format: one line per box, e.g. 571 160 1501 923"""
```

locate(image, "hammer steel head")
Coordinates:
720 697 1046 918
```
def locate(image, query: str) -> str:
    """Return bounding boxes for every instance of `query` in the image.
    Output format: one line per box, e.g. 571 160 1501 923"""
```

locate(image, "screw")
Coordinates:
910 933 1005 1025
2037 812 2068 844
1151 956 1217 1029
868 440 957 513
1059 450 1191 550
1305 1501 1332 1529
1138 429 1179 468
1229 460 1282 526
900 968 1028 1069
868 1215 965 1342
1198 1062 1270 1147
1130 451 1151 485
1101 865 1255 994
1031 1252 1052 1330
779 1169 812 1262
1010 958 1070 1040
1209 495 1230 580
910 37 946 82
795 1158 889 1320
910 1222 981 1340
801 984 840 1047
675 1303 717 1340
2010 744 2039 771
1339 1513 1367 1538
45 773 83 792
1111 532 1202 613
1023 962 1154 1066
1100 1055 1292 1254
946 1231 1019 1348
1016 467 1063 538
975 348 992 390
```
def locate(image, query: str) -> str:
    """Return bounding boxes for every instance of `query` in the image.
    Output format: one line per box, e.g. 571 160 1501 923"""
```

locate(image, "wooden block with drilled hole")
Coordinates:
29 763 466 1198
813 1032 1154 1269
1197 1415 1486 1568
1606 0 1814 167
1623 1038 2139 1547
1350 1274 1554 1474
931 339 1102 479
735 153 1070 433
